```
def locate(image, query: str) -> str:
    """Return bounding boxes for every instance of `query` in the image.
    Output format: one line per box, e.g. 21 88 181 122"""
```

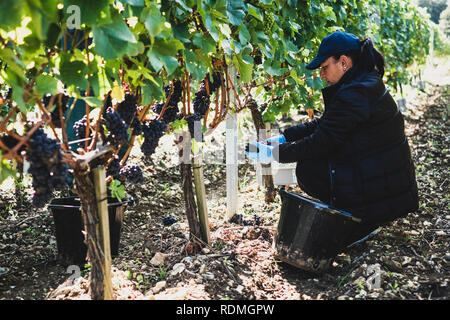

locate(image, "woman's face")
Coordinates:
319 56 350 86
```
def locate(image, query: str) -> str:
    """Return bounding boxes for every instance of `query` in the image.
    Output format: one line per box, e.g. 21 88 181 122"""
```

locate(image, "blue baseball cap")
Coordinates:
306 31 361 70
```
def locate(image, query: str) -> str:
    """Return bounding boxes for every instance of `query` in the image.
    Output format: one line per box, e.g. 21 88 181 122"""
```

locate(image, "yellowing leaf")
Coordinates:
111 81 124 103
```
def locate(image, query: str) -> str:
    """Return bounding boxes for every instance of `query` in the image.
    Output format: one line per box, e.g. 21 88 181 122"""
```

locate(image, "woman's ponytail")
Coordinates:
359 39 385 77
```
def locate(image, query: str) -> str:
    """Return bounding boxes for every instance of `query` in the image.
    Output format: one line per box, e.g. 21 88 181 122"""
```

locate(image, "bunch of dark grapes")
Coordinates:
152 102 179 123
186 113 203 142
208 72 222 94
104 107 129 147
73 115 87 139
152 80 182 123
106 156 121 179
254 54 262 65
164 80 182 106
141 119 167 157
117 94 142 135
27 128 70 207
193 81 211 116
73 115 89 149
119 164 144 184
43 94 69 128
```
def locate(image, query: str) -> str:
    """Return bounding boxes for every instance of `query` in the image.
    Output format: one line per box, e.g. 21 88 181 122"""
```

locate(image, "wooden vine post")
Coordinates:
92 166 113 300
192 151 211 245
70 147 114 300
177 132 203 244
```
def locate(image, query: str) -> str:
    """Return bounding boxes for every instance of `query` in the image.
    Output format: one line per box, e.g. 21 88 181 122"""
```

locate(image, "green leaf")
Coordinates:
306 76 324 90
171 119 187 133
204 12 219 42
161 56 179 75
126 41 145 56
92 26 128 60
0 0 26 31
238 25 251 46
45 23 62 48
35 74 58 96
247 4 263 21
109 179 125 202
147 38 184 74
141 5 165 38
59 59 89 90
174 0 193 12
263 60 285 76
10 83 26 113
100 13 137 43
80 97 103 107
0 155 17 184
233 55 253 83
91 11 138 59
192 33 217 54
172 22 191 43
226 0 246 26
141 78 163 105
147 50 164 72
185 50 208 81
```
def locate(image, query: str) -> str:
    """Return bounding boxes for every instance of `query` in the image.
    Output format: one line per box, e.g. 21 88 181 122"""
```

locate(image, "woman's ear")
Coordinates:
341 56 351 72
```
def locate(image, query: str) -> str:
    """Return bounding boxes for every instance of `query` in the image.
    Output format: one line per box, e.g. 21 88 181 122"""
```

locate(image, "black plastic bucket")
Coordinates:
49 196 132 266
273 189 362 274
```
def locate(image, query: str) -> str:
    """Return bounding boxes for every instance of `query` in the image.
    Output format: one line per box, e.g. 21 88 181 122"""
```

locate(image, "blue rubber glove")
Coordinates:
245 142 275 164
266 134 286 145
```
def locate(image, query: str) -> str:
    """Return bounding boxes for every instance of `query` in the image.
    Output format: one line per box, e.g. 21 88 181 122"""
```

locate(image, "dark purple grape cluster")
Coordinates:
192 73 221 117
117 94 142 135
208 72 222 94
27 128 70 208
193 81 211 116
141 119 167 157
73 115 88 149
106 156 121 179
164 80 182 106
254 55 262 65
104 107 129 147
152 102 179 123
73 115 87 139
119 164 144 184
186 113 203 142
152 80 182 123
43 94 69 128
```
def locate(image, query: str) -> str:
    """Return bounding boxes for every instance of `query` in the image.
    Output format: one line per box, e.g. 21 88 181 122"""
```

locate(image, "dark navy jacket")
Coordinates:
273 66 419 231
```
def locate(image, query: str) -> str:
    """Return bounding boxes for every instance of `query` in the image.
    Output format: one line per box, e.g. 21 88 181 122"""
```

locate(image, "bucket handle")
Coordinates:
281 188 362 223
316 205 362 223
48 197 133 209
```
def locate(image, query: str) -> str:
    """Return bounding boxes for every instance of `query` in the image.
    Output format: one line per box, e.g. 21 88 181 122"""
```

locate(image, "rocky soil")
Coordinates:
0 84 448 301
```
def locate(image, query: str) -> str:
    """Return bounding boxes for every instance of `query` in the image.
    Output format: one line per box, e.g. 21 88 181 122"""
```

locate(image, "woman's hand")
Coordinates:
266 134 286 145
245 142 275 164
